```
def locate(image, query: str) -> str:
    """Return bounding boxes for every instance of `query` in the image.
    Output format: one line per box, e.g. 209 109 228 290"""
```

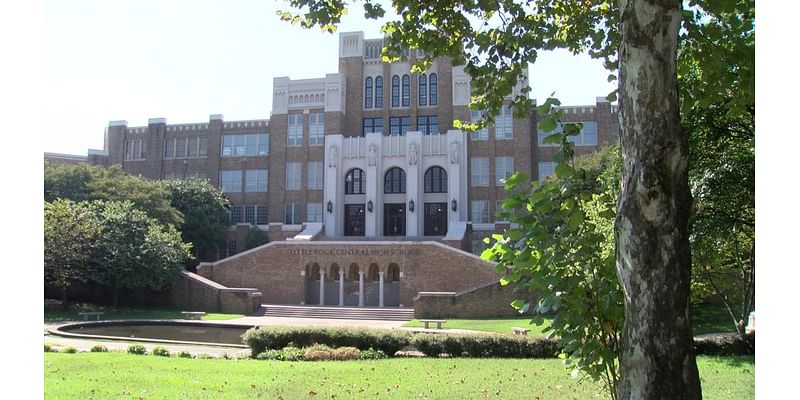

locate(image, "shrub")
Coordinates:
304 344 334 361
413 333 559 358
152 346 170 357
242 326 413 357
177 351 193 358
281 346 305 361
195 353 214 359
62 346 78 354
360 347 388 360
44 344 53 352
90 345 108 353
127 344 147 355
331 347 361 361
256 349 284 360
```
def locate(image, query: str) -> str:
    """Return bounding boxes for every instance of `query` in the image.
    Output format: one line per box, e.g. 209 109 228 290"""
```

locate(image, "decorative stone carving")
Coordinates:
368 144 378 166
450 141 460 164
409 143 418 166
328 145 338 168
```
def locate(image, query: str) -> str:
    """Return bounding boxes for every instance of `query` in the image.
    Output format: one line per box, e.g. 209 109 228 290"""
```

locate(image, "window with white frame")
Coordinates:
417 115 438 135
286 162 302 190
229 205 242 224
309 113 325 145
221 134 268 156
284 203 302 225
567 121 598 145
308 161 323 190
470 110 488 141
375 76 383 108
389 116 411 136
470 157 489 186
362 117 384 136
287 114 304 146
125 139 146 160
401 74 410 107
471 200 490 223
391 75 400 107
307 203 323 223
245 169 268 192
243 205 269 225
538 161 556 180
219 170 242 192
418 74 427 106
495 157 514 186
364 77 373 109
495 105 513 139
429 73 438 105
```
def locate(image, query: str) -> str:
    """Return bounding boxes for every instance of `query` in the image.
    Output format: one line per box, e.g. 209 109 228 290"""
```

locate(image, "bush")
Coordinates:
242 326 413 357
152 346 170 357
360 347 388 360
177 351 193 358
332 347 361 361
127 344 147 355
281 346 305 361
412 333 559 358
256 349 284 360
44 344 53 352
195 353 214 359
62 346 78 354
304 344 334 361
90 345 108 353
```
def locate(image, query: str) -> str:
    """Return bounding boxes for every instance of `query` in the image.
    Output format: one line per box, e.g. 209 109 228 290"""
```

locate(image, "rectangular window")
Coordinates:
165 137 206 159
417 115 439 135
174 137 186 158
307 203 323 223
567 121 598 146
226 240 237 257
470 157 489 187
611 119 620 139
284 203 301 225
389 116 411 136
470 110 489 141
495 105 513 139
495 157 514 186
244 205 256 224
309 113 325 145
538 161 556 180
222 134 268 156
164 139 175 159
537 123 563 147
286 162 302 191
199 137 208 156
125 139 146 160
362 118 383 136
219 170 242 192
471 200 490 223
256 205 268 225
187 137 197 157
229 205 242 224
308 161 323 190
288 114 304 146
245 169 268 192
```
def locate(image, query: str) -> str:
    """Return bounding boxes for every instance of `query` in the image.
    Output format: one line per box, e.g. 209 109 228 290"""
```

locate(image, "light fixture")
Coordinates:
327 200 333 213
408 199 415 212
451 199 457 212
367 200 373 213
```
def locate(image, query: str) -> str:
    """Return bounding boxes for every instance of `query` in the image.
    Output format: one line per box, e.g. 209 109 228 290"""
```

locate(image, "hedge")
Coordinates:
242 326 559 359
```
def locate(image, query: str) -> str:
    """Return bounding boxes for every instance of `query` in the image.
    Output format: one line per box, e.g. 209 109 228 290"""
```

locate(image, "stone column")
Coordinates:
379 271 385 307
319 270 325 306
358 271 365 307
338 271 345 306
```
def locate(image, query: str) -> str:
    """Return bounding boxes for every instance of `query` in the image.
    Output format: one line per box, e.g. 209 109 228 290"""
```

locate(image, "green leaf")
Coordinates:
542 133 563 145
539 118 557 133
554 163 574 179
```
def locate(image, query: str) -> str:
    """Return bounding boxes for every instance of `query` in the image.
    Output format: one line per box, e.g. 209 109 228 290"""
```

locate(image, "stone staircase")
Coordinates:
257 304 415 321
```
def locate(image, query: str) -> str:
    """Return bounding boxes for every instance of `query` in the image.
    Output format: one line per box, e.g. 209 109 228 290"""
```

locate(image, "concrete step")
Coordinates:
259 304 414 321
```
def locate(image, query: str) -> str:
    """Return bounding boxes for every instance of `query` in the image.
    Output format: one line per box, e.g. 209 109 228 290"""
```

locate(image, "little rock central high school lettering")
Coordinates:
288 247 422 257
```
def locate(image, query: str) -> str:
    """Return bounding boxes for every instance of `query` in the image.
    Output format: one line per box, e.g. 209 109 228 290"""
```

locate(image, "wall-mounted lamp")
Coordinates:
451 199 458 212
367 200 373 213
408 199 415 212
327 200 333 213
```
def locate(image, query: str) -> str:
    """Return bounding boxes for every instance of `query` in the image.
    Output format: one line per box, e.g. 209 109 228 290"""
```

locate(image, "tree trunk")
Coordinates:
61 285 69 311
616 0 701 398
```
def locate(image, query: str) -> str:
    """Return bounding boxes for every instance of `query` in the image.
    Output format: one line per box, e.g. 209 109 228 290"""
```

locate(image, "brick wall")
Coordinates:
166 271 262 314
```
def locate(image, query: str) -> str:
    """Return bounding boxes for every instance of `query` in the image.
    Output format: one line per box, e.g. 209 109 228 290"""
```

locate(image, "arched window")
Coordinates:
418 74 428 106
401 75 410 107
309 263 320 280
348 263 359 280
384 167 406 194
429 73 438 106
329 263 340 280
368 264 380 281
375 76 383 108
364 77 373 109
424 166 448 193
391 75 400 107
345 168 365 194
387 263 400 282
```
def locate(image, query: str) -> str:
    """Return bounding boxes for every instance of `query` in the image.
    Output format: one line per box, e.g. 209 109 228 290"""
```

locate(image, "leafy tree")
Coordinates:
244 226 269 251
485 136 623 396
44 162 96 202
92 201 191 307
44 199 102 308
161 179 231 263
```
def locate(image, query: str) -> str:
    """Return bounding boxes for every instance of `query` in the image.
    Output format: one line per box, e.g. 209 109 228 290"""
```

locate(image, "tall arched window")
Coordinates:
384 167 406 194
424 166 448 193
418 74 428 106
345 168 365 194
375 76 383 108
429 73 438 106
391 75 400 107
364 77 373 109
401 75 410 107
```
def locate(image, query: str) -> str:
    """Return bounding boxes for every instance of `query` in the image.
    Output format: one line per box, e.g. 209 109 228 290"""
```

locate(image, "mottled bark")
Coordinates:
616 0 701 399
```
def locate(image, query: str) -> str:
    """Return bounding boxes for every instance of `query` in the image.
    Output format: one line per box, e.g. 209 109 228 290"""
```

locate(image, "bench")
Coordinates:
420 319 446 329
512 327 530 336
78 311 105 321
181 311 206 320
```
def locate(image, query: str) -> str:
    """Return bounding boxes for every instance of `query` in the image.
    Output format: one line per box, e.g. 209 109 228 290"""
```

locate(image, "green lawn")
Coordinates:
44 305 243 323
43 353 754 400
692 303 740 335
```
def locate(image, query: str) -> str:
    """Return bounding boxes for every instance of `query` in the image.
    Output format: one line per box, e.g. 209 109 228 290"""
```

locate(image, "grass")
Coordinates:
43 353 753 400
44 304 243 323
404 304 738 336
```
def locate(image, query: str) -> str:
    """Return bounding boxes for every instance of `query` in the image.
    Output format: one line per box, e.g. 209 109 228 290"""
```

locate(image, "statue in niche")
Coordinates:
368 144 378 166
409 143 418 166
328 145 338 168
450 141 460 164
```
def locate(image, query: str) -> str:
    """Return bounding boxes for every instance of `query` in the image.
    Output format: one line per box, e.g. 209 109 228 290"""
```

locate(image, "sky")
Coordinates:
43 0 616 156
